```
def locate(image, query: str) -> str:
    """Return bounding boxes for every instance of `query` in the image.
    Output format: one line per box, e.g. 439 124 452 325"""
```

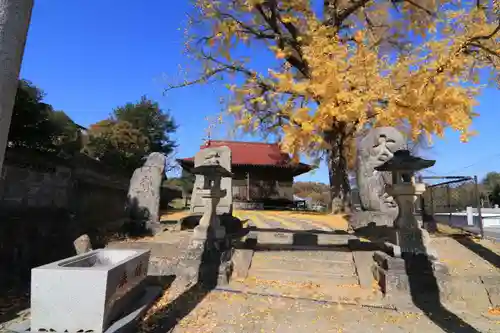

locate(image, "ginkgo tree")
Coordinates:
168 0 499 213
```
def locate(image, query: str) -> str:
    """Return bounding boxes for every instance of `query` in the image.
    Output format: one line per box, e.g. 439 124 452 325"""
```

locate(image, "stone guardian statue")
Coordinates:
350 127 406 230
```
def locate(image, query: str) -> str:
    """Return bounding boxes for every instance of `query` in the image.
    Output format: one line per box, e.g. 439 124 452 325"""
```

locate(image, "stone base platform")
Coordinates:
167 235 235 302
349 211 397 231
6 286 162 333
244 229 357 250
235 232 500 314
372 251 450 296
177 214 245 235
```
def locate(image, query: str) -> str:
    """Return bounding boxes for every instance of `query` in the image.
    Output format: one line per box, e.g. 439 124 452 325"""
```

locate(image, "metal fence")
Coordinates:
418 176 484 237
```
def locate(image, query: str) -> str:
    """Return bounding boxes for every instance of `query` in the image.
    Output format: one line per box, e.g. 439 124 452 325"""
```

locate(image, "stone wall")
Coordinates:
0 149 130 279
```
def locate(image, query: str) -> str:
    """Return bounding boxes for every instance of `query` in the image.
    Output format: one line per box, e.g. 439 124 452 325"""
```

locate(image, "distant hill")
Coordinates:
293 181 330 205
293 181 361 207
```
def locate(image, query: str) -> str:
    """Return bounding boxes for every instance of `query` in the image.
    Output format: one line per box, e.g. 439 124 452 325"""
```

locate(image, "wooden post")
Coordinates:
0 0 34 173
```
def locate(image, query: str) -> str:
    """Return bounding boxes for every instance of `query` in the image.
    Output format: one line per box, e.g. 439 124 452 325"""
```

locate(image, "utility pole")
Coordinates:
0 0 34 174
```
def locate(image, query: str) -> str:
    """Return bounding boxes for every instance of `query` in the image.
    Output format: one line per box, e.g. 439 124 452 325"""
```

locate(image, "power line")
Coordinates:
442 152 500 176
421 169 438 175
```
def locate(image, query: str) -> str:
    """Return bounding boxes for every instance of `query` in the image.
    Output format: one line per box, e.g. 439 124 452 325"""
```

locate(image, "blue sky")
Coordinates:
19 0 499 184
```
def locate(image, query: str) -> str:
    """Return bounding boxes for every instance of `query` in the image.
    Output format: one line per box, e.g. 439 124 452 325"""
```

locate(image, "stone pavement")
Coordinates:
107 229 193 277
443 224 500 243
484 227 500 242
5 210 500 332
130 210 500 332
233 210 350 231
142 290 500 333
466 226 500 243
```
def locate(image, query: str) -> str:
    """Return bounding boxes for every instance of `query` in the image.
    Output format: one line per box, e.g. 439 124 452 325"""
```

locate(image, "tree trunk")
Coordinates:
325 129 352 214
0 0 34 174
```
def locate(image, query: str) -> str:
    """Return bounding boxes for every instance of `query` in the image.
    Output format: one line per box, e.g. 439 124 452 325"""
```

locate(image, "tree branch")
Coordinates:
469 22 500 42
218 12 276 39
461 23 500 60
166 46 306 101
164 67 229 92
468 42 500 59
255 2 310 77
402 0 436 17
333 0 372 27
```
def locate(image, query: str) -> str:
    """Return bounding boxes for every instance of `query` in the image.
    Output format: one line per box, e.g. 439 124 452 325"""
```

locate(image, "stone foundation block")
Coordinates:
232 249 254 279
349 211 397 230
372 251 451 297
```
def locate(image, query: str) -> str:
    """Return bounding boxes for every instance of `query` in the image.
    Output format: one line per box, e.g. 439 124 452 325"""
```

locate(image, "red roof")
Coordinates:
178 140 312 175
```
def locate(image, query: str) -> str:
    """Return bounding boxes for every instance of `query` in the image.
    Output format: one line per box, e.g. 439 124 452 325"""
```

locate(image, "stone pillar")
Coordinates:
389 182 429 254
192 173 226 243
0 0 34 173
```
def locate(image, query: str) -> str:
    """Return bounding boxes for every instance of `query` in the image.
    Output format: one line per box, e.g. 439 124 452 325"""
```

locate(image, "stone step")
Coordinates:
249 267 358 282
253 231 355 246
148 256 181 276
251 255 355 273
352 251 377 288
246 268 360 286
106 241 187 257
252 250 354 262
253 244 353 251
219 281 386 306
248 251 358 285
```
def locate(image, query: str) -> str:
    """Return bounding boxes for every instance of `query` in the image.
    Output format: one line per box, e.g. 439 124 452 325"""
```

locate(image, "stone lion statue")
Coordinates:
356 127 406 213
350 127 406 230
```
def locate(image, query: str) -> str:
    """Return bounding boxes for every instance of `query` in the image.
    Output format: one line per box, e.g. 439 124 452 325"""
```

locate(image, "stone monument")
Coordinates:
127 152 166 234
190 146 232 215
350 127 406 230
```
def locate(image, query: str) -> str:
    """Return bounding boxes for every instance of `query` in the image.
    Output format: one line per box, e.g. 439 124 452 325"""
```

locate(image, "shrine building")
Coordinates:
177 140 313 209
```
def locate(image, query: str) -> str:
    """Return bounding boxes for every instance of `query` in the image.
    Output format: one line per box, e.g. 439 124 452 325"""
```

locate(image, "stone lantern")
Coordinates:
169 151 234 295
190 151 233 245
375 150 436 257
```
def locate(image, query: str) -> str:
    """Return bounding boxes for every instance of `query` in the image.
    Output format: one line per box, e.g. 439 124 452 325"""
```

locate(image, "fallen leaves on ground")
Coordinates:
140 289 255 333
139 289 172 332
176 306 219 331
238 276 322 290
160 211 190 222
382 312 423 325
0 289 29 317
335 284 359 288
488 307 500 316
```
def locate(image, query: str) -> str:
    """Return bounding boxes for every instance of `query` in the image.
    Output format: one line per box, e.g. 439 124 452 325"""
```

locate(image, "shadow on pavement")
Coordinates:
405 234 481 333
235 226 353 252
0 277 30 327
237 224 482 332
247 226 350 235
143 241 222 333
452 234 500 269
